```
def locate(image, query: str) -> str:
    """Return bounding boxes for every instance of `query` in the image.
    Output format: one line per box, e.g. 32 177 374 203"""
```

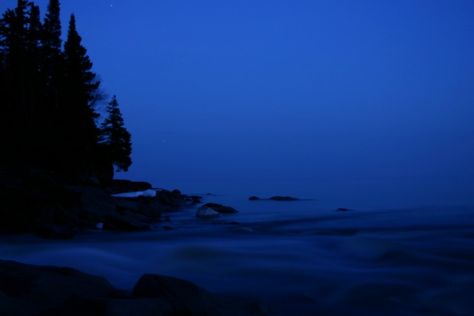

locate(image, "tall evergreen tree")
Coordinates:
62 14 100 173
42 0 61 53
24 3 45 163
41 0 62 93
36 0 64 168
100 96 132 174
0 1 33 165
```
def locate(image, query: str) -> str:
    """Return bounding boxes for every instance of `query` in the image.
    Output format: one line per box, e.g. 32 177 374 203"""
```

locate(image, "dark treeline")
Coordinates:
0 0 131 182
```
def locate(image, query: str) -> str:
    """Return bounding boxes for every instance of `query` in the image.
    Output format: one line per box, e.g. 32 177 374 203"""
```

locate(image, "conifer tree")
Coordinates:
42 0 62 93
0 1 133 180
0 1 32 164
100 96 132 173
26 4 41 54
43 0 61 53
24 3 45 163
63 14 100 173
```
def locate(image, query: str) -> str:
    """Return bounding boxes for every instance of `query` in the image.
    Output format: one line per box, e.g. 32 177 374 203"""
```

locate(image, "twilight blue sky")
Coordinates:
2 0 474 205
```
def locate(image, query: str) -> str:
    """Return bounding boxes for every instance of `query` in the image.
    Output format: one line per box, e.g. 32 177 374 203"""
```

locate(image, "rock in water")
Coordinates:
249 196 261 201
186 195 203 205
202 203 238 214
269 196 299 201
337 208 351 212
196 206 221 219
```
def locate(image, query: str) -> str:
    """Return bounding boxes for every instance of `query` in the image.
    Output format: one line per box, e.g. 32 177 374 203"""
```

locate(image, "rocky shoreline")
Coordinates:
0 169 207 238
0 173 266 315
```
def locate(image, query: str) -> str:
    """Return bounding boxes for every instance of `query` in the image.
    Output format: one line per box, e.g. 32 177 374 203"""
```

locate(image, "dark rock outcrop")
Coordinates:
0 170 83 234
248 196 261 201
0 168 195 235
106 180 152 194
155 189 184 208
186 195 203 205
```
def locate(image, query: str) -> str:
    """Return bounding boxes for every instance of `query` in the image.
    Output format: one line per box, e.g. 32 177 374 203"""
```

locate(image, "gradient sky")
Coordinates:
2 0 474 205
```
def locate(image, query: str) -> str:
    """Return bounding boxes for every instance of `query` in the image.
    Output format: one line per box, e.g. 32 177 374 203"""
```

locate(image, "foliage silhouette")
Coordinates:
0 0 132 181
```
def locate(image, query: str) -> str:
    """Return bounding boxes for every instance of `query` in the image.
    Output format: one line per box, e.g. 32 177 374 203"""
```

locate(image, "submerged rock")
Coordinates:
337 208 351 212
249 196 261 201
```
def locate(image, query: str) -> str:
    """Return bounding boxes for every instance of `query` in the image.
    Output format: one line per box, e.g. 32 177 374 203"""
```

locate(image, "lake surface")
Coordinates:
1 190 474 315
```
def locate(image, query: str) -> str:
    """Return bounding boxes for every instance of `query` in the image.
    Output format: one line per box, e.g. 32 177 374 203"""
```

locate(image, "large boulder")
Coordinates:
133 274 267 316
133 274 221 316
0 260 116 315
106 298 174 316
0 260 115 300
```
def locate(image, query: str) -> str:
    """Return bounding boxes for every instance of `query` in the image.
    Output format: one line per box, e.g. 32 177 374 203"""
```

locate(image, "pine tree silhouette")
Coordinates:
63 14 101 175
42 0 62 104
0 1 133 181
100 96 132 174
0 1 31 165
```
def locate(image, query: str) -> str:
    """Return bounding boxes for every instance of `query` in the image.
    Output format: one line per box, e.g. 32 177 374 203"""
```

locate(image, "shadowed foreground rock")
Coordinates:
0 260 266 316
